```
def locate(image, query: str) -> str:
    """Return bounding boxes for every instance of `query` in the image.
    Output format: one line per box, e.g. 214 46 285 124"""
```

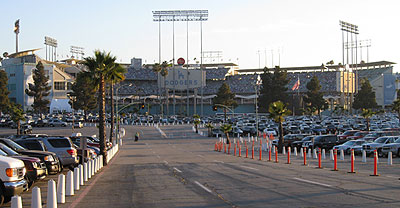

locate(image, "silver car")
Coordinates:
362 136 398 157
48 119 67 127
333 140 366 154
381 137 400 157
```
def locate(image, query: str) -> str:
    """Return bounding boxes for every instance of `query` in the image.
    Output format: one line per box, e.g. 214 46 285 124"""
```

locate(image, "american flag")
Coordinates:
291 77 300 91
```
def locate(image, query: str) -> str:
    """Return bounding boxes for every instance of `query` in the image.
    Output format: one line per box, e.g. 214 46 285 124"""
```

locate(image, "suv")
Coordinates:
48 119 67 127
0 155 28 205
0 138 61 175
382 136 400 157
303 135 339 150
16 137 78 169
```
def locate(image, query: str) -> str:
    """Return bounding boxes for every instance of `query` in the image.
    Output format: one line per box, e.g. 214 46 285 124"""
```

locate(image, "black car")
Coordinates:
0 138 62 174
292 136 314 151
304 135 340 150
242 126 257 136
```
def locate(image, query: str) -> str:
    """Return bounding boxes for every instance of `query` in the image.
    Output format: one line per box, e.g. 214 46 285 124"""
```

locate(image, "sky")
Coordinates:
1 0 400 71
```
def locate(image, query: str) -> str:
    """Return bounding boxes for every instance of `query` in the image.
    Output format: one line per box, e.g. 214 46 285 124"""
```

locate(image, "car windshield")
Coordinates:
374 137 387 143
343 131 356 135
343 141 356 146
394 138 400 143
302 136 313 142
0 149 7 156
3 139 26 151
0 144 19 156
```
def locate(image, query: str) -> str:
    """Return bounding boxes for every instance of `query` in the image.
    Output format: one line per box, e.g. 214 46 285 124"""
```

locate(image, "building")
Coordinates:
0 49 76 112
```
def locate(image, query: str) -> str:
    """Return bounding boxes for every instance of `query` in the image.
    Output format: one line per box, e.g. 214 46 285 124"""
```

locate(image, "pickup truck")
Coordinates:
303 135 344 150
0 155 28 205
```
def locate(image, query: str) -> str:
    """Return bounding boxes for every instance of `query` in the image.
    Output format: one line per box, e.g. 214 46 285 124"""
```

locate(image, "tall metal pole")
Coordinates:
158 16 163 118
172 17 176 116
186 18 190 117
16 33 18 53
200 19 204 117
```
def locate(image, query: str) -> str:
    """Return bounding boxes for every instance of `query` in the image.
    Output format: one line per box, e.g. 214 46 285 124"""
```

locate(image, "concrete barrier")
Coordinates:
57 174 65 203
47 179 57 208
11 195 22 208
31 187 42 208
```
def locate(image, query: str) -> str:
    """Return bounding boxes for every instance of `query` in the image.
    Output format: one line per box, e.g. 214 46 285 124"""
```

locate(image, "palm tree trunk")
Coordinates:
99 75 108 166
109 82 114 144
17 120 21 135
278 121 284 153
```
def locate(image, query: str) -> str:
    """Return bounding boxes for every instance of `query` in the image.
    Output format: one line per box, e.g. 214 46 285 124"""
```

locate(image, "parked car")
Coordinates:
0 155 28 205
0 138 61 175
48 119 67 127
16 137 78 169
73 122 84 128
211 128 224 137
292 136 314 150
32 119 48 127
346 131 369 140
303 135 339 150
0 144 46 187
273 134 309 147
337 130 360 141
362 131 400 142
333 140 366 154
362 136 398 157
381 136 400 157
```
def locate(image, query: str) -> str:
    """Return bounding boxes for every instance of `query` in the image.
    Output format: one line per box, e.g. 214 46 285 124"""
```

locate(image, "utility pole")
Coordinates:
14 19 20 53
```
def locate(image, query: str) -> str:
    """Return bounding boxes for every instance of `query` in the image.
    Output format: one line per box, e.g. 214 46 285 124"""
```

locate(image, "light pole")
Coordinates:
67 94 76 133
255 75 262 140
115 83 132 145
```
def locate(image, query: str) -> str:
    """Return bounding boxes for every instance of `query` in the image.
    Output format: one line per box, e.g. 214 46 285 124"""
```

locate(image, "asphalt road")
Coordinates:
1 124 400 207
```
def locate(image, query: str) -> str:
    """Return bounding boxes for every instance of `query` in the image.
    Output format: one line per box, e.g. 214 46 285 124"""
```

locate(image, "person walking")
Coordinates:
135 132 140 142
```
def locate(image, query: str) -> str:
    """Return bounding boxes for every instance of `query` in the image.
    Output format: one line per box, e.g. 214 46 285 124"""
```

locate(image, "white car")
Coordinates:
263 128 277 136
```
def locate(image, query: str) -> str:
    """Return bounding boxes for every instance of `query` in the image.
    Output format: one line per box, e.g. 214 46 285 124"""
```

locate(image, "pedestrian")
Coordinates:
135 132 140 142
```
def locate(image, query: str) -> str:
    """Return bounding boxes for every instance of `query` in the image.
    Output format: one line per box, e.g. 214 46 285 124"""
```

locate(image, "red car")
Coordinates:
346 131 369 140
338 130 360 141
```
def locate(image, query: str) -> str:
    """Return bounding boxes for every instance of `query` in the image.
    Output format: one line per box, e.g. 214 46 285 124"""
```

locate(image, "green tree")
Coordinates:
69 72 97 117
106 62 126 144
353 78 378 110
212 82 237 122
9 103 25 135
304 76 327 116
220 123 232 144
83 51 120 165
268 101 291 152
391 98 400 123
361 108 375 131
259 66 289 113
25 61 51 115
193 114 200 133
0 70 10 114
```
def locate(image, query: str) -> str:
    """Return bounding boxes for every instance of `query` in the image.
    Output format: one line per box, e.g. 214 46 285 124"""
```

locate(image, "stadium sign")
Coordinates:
158 67 206 90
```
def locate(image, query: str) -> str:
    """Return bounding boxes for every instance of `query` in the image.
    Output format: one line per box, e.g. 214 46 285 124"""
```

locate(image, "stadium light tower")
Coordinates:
339 20 359 114
153 10 208 117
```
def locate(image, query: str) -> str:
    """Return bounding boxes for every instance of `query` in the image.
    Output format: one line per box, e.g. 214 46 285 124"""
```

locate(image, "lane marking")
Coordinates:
194 181 212 193
156 155 161 159
155 126 168 138
173 167 182 173
239 166 259 171
214 160 224 163
163 160 169 165
293 177 332 188
386 175 397 179
197 155 205 158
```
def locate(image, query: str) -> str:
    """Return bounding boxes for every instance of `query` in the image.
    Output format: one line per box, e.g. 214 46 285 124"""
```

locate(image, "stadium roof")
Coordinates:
236 61 396 73
7 48 41 58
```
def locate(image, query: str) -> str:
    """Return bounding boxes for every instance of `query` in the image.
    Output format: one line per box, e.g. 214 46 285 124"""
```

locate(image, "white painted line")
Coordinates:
173 167 182 173
293 177 332 188
152 151 156 154
213 160 224 163
156 126 168 138
163 160 169 165
194 181 212 193
386 175 397 179
240 166 259 171
156 155 161 159
197 155 205 158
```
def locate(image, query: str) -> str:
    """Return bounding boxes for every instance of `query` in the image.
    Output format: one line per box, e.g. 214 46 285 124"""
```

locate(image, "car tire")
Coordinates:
377 149 383 157
0 186 5 206
397 149 400 157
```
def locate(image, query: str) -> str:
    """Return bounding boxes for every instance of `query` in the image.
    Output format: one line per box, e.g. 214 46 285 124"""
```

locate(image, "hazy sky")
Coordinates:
1 0 399 71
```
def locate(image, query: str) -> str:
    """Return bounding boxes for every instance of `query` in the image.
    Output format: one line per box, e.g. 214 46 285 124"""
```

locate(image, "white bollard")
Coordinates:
31 186 42 208
293 147 298 156
307 149 311 158
84 163 88 182
91 159 95 175
56 174 65 204
66 171 74 196
340 150 345 160
11 195 22 208
47 179 57 208
330 149 334 160
74 167 80 191
362 150 367 163
282 146 286 155
313 149 317 159
79 164 84 186
388 152 393 165
322 149 326 160
88 160 92 179
300 148 304 157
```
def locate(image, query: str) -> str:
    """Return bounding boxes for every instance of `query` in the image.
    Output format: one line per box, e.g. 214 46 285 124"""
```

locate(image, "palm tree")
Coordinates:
83 50 119 166
220 124 232 144
361 108 375 131
106 63 126 144
269 101 291 152
205 123 214 137
193 114 200 133
153 61 170 116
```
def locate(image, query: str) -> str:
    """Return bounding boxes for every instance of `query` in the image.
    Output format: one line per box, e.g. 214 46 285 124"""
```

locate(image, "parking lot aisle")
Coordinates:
64 126 229 208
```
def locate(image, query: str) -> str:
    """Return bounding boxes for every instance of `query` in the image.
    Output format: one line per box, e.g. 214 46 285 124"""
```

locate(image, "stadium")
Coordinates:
117 58 397 116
